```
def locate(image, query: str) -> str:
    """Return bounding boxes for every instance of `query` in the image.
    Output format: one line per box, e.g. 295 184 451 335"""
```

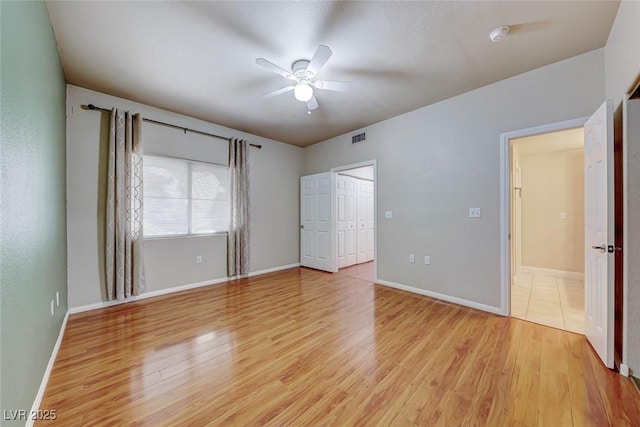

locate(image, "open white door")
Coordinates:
301 173 335 272
584 99 614 368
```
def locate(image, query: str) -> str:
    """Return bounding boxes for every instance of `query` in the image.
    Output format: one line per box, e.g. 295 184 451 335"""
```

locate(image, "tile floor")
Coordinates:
338 261 374 282
511 273 585 334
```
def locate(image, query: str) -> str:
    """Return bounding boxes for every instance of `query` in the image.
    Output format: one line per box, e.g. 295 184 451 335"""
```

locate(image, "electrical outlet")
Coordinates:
424 256 431 265
196 256 202 264
560 212 567 219
56 291 60 307
409 254 415 263
385 211 393 219
50 300 54 316
469 208 482 218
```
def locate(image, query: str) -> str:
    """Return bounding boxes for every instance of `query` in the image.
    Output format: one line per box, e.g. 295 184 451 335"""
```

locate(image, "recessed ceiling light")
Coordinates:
489 26 510 42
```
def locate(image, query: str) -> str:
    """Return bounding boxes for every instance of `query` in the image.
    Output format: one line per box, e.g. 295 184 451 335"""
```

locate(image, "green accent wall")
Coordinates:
1 1 68 423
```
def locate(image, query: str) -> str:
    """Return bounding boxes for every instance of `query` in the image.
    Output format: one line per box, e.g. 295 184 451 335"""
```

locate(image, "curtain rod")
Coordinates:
85 104 262 149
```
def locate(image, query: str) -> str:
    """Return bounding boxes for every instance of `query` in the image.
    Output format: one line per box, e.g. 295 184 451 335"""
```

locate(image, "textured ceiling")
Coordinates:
46 1 619 147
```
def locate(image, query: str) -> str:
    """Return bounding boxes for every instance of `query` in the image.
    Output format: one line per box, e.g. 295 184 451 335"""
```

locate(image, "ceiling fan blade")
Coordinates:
306 45 332 77
307 96 319 111
313 80 353 92
263 86 295 98
255 58 293 79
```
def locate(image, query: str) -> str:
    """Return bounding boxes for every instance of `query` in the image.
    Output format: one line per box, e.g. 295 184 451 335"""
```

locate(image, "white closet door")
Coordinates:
300 173 335 272
336 175 348 268
336 175 357 268
366 180 374 261
356 179 369 264
346 177 357 266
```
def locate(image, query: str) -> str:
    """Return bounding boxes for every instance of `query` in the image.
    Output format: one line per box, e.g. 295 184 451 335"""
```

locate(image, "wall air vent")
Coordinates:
352 132 366 144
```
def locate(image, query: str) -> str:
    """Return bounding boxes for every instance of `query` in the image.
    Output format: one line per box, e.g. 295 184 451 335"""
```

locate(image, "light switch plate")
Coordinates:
424 256 431 265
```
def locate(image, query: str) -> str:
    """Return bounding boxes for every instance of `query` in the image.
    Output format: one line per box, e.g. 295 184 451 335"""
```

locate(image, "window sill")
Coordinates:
143 233 228 241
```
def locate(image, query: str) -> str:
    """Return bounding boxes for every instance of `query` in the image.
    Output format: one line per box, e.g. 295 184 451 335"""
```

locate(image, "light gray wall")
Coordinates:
303 49 605 310
0 1 68 422
604 0 640 375
67 85 303 308
604 0 640 109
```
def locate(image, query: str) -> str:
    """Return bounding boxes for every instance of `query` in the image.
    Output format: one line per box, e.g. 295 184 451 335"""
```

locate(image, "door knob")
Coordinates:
591 244 606 253
300 224 304 229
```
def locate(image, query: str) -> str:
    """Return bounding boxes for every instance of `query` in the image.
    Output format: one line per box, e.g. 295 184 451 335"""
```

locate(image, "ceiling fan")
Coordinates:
255 45 353 114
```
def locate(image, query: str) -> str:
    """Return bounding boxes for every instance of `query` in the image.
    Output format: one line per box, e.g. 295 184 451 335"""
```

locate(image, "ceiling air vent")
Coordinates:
352 132 366 144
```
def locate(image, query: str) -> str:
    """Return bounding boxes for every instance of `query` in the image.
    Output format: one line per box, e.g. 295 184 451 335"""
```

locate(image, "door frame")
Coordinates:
331 160 377 281
499 117 588 316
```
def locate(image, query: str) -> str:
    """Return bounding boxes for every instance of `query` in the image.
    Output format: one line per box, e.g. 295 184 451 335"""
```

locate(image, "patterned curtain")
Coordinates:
106 109 146 300
228 138 250 277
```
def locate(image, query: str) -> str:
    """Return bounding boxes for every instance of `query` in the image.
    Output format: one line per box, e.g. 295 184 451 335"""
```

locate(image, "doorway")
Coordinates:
335 165 375 282
502 102 618 369
509 128 585 333
299 160 377 282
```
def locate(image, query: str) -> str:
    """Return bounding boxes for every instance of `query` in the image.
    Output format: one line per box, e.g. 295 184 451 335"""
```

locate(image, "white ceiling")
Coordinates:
46 1 619 147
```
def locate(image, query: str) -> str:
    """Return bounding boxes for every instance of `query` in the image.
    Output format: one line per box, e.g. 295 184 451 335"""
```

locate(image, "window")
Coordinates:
143 155 229 237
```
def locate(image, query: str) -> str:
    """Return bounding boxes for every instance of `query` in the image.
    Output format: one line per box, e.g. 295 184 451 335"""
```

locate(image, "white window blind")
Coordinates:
143 155 229 237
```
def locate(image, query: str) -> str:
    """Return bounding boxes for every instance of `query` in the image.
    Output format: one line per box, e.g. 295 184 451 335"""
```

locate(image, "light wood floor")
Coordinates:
338 261 374 281
38 267 640 426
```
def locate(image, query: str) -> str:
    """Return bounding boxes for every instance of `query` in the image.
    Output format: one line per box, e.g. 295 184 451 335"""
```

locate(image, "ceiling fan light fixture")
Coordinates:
256 45 351 112
293 83 313 102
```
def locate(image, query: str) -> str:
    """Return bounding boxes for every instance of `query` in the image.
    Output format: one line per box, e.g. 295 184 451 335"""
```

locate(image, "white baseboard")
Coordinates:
68 278 228 314
27 310 69 427
519 266 584 281
248 263 300 277
69 263 301 314
620 363 630 377
32 262 300 424
375 279 503 316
